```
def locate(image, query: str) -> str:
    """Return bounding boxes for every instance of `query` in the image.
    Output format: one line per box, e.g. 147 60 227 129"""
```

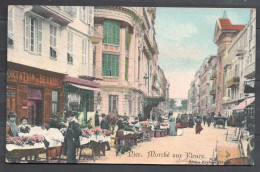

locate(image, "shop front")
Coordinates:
63 76 101 127
6 62 64 126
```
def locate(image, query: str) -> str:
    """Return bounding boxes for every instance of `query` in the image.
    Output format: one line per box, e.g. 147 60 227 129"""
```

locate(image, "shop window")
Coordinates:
8 7 14 47
24 14 42 54
67 32 73 63
102 54 119 77
109 95 118 113
50 25 57 59
52 90 58 116
103 19 120 45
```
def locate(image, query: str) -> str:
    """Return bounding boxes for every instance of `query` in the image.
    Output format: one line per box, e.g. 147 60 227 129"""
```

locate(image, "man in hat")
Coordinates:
6 112 19 138
64 111 82 163
100 113 110 151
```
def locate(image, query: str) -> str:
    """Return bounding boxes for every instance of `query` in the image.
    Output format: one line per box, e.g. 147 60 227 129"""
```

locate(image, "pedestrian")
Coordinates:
195 116 203 134
169 115 176 136
64 111 82 163
117 115 124 130
18 117 31 133
6 112 19 138
206 116 211 127
203 115 206 125
101 113 111 151
95 111 100 127
188 116 194 128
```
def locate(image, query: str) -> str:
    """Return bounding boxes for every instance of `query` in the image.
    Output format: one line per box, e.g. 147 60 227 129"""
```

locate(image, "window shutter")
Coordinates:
115 55 119 76
24 15 30 51
71 33 73 53
89 7 93 25
37 20 43 54
79 7 83 21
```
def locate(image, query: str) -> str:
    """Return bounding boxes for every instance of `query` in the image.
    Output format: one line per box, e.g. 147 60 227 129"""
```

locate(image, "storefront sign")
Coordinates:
7 70 62 88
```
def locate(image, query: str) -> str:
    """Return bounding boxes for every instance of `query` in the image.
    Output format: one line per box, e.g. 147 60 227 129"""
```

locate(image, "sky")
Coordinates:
154 8 251 99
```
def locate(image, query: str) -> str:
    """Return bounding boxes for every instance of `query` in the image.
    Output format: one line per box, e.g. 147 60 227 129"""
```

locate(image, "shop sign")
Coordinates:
7 70 62 88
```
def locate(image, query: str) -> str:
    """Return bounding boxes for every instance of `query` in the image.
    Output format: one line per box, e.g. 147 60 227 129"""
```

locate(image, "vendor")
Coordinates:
95 111 100 127
18 117 31 133
64 111 82 163
101 113 111 151
117 115 124 130
6 112 19 138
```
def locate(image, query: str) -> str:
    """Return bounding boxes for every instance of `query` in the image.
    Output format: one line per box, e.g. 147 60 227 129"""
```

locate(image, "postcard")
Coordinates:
6 5 255 165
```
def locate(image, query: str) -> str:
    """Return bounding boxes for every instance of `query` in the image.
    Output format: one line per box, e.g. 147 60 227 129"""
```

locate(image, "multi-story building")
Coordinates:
7 6 100 126
213 11 245 115
223 9 256 117
93 7 164 119
206 56 217 116
199 58 209 117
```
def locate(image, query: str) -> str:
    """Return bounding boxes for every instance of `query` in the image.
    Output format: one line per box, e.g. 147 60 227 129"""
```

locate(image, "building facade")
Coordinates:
199 58 209 117
7 6 100 126
93 7 166 119
213 12 245 115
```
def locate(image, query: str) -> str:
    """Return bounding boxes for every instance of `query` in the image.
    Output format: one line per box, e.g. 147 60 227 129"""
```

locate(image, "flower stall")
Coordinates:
78 127 111 161
6 127 64 163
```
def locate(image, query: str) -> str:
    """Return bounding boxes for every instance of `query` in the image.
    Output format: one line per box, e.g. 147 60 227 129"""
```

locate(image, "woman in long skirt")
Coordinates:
195 116 203 134
169 116 176 136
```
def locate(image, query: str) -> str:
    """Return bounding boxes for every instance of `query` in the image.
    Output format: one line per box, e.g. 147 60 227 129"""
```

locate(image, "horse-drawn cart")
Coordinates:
214 117 226 128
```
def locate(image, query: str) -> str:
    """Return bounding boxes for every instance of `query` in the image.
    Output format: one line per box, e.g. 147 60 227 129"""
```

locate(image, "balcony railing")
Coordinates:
226 77 240 88
210 89 216 95
235 49 244 56
31 6 74 26
210 71 217 80
244 62 255 79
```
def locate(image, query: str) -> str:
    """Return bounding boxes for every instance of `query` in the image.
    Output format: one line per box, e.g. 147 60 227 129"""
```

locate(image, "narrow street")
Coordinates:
86 125 236 165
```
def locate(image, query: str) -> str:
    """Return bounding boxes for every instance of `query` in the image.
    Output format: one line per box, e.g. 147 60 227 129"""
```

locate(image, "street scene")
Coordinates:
6 6 255 165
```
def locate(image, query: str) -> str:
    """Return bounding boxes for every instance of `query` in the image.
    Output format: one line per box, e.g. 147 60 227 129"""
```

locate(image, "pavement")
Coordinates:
78 124 241 165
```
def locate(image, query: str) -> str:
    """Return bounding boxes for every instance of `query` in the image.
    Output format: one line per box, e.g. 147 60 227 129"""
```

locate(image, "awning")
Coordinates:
64 75 100 88
69 83 102 92
233 97 255 111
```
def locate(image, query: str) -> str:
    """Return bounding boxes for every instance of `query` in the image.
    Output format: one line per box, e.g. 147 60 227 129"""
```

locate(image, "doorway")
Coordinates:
28 87 44 126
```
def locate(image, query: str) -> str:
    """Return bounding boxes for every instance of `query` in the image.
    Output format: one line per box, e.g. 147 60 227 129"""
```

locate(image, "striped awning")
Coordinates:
233 97 255 111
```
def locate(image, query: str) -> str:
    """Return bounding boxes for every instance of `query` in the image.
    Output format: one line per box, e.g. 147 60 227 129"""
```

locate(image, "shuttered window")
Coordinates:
67 32 73 63
8 7 14 46
24 14 42 54
103 20 120 45
125 57 129 81
50 25 57 59
102 54 119 77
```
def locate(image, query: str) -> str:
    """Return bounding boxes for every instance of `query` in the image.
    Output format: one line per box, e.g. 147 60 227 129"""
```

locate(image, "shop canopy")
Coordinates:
69 83 102 92
233 97 255 111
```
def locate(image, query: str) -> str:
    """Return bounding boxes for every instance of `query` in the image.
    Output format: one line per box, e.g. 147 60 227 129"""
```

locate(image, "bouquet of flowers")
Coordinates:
102 129 111 136
6 135 45 146
160 123 169 127
82 128 93 138
91 127 102 135
141 121 151 127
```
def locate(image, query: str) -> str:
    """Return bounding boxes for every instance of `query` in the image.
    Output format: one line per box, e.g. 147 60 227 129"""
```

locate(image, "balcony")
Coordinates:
90 25 103 44
244 62 255 79
226 77 240 88
31 6 74 26
210 71 217 80
210 89 216 95
235 49 244 56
